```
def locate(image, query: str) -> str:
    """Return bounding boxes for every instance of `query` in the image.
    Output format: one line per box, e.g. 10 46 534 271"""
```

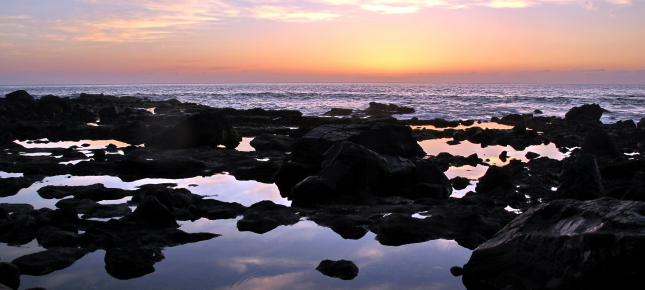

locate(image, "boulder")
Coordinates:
316 260 359 280
451 177 471 190
462 198 645 290
147 112 241 149
12 248 87 276
5 90 34 104
565 104 605 125
126 195 178 228
556 154 605 200
580 129 621 158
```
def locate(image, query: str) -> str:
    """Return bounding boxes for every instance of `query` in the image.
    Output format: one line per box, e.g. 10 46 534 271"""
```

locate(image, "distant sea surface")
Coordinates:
2 83 644 122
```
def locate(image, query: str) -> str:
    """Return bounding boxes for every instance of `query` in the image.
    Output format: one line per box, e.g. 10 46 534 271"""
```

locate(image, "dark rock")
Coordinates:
365 102 414 116
557 154 605 200
533 109 543 114
499 151 508 162
126 196 178 228
0 177 34 197
0 262 20 290
249 134 294 151
38 184 131 201
450 266 463 277
104 248 164 280
323 108 353 116
580 129 620 158
237 201 299 234
36 226 80 248
5 90 34 104
565 103 605 125
476 164 517 194
290 123 424 162
462 198 645 290
371 214 435 246
316 260 359 280
451 177 471 190
12 248 87 276
524 151 540 160
92 150 106 161
55 198 131 219
147 111 241 149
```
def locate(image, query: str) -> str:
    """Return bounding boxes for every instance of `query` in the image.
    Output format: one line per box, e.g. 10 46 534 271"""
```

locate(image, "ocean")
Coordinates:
2 83 644 122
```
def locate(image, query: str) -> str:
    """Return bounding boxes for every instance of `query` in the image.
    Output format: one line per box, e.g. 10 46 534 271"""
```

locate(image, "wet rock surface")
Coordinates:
1 91 644 288
462 198 645 290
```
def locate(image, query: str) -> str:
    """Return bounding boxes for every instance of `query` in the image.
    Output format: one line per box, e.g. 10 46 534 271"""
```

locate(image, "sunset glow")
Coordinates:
1 0 645 84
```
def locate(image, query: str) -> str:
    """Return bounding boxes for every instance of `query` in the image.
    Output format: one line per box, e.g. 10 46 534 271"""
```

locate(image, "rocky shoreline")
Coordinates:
1 90 644 290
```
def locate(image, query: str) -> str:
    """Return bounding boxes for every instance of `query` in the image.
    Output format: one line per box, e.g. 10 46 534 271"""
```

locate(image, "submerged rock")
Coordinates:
365 102 414 116
462 198 645 290
316 259 359 280
237 201 299 234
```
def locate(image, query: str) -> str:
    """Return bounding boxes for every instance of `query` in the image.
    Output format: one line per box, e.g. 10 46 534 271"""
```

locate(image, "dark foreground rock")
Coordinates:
462 198 645 290
316 259 359 280
104 248 164 280
0 262 20 290
147 111 241 149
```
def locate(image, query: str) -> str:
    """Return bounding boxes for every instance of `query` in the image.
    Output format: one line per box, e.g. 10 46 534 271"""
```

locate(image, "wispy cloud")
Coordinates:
0 0 635 43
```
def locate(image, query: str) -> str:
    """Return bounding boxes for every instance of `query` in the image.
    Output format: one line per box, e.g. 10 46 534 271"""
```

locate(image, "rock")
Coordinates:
237 201 299 234
476 164 516 194
316 260 359 280
55 198 131 219
533 109 543 114
0 262 20 290
450 266 463 277
0 178 34 197
104 248 164 280
580 129 620 158
249 134 295 151
147 111 241 149
365 102 414 116
38 184 131 201
323 108 353 116
451 177 471 190
290 123 424 162
36 226 80 248
126 195 178 228
565 104 605 125
5 90 34 104
462 198 645 290
524 151 540 160
12 248 87 276
371 213 435 246
557 154 605 200
499 151 508 162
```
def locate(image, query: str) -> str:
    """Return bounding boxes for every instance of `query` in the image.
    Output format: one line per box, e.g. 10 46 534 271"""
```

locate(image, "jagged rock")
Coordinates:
557 154 605 200
12 248 87 276
0 178 34 197
316 260 359 280
462 198 645 290
35 226 80 248
38 184 131 201
580 129 621 158
126 195 178 228
147 111 241 149
5 90 34 104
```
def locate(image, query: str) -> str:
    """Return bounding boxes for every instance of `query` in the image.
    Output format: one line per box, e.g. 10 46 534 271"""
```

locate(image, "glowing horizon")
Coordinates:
1 0 645 84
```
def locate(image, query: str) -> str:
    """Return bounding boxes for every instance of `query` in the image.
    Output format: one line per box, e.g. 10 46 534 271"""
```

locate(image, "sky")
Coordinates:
1 0 645 84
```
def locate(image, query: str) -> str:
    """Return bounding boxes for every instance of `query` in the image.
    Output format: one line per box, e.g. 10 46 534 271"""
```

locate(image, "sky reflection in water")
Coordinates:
18 219 469 290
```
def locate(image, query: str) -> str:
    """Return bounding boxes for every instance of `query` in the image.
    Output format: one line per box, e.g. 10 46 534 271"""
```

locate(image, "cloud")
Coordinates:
0 0 634 43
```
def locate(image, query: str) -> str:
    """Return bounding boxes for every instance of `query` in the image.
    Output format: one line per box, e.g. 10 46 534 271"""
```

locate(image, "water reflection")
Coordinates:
1 174 286 209
17 219 470 290
411 122 514 131
15 139 130 150
419 138 565 165
236 137 256 152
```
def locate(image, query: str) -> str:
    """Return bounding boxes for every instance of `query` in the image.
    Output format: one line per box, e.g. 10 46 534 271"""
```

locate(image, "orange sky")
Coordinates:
1 0 645 84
